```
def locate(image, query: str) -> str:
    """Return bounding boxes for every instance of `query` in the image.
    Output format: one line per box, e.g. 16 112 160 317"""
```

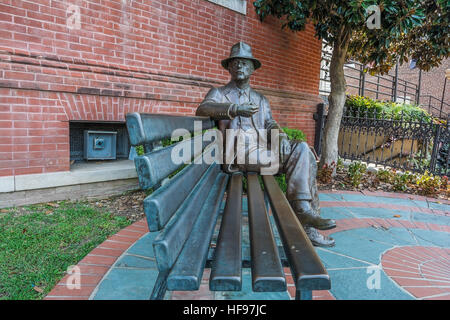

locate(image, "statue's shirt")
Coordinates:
198 81 279 171
198 81 275 132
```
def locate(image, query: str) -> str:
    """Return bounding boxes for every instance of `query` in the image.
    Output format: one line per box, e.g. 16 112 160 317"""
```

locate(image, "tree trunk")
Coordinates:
319 32 350 174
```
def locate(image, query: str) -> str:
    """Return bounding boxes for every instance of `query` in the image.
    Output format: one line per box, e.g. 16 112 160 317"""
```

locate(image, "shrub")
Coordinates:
282 127 306 142
345 95 431 123
347 161 367 187
376 168 394 183
392 171 417 192
336 157 345 172
416 171 442 196
441 175 449 190
275 174 287 193
345 95 385 119
135 145 145 156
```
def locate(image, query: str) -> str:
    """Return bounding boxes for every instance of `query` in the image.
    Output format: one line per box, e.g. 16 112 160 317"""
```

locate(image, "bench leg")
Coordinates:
150 270 169 300
295 290 312 300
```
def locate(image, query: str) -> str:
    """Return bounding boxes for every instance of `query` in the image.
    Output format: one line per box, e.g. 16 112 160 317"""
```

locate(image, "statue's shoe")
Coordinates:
305 227 336 247
291 201 336 230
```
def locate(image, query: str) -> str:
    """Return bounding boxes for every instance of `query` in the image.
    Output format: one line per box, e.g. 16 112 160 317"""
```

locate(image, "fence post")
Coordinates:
361 69 366 97
313 103 326 156
403 81 407 102
429 95 432 114
392 62 399 102
429 124 442 174
376 76 380 100
440 77 447 118
416 69 422 105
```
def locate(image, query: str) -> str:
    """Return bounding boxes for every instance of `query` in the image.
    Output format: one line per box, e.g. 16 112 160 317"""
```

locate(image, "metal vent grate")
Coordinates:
69 122 130 162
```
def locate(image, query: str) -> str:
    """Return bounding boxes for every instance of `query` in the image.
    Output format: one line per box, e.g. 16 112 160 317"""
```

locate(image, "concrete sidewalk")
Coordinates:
45 191 450 300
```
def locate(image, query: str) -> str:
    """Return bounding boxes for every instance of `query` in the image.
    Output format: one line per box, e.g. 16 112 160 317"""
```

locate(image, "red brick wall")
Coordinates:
389 59 450 116
0 0 322 177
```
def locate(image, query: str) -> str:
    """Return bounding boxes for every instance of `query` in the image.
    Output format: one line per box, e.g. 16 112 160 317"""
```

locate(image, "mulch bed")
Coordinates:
86 190 148 223
316 169 450 201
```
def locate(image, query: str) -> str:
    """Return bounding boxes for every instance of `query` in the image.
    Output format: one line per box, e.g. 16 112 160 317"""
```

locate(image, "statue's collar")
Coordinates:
223 81 251 96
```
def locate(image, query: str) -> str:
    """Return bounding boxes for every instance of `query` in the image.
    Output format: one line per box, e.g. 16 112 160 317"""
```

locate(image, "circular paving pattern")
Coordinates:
381 246 450 300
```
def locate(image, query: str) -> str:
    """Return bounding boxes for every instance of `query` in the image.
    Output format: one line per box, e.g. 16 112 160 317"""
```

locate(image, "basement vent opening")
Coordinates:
69 122 130 163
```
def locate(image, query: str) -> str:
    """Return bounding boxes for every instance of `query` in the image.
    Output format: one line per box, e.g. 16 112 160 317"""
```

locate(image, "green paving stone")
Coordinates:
214 269 290 300
319 200 448 226
425 201 450 212
318 194 340 202
411 211 450 226
379 228 421 246
336 194 426 209
126 232 158 258
326 228 394 264
371 197 426 208
331 194 372 202
321 193 345 201
115 254 157 269
93 268 159 300
242 197 248 216
346 207 413 220
409 229 450 247
320 207 355 220
328 268 414 300
344 227 417 247
342 206 449 226
315 248 373 269
321 193 434 210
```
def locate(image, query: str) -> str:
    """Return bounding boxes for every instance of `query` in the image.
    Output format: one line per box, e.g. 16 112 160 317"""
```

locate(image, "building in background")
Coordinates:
390 58 449 117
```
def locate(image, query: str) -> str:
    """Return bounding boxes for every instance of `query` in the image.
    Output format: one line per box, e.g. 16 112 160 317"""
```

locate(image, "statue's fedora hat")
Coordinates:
221 41 261 70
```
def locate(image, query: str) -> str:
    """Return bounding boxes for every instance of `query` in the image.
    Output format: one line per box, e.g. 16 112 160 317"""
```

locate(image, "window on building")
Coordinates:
205 0 247 15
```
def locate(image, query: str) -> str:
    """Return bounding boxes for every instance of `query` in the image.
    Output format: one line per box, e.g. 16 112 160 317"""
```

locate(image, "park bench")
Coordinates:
125 112 330 300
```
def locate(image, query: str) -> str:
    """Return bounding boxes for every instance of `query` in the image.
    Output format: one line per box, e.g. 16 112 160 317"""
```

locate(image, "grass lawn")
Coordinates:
0 200 132 300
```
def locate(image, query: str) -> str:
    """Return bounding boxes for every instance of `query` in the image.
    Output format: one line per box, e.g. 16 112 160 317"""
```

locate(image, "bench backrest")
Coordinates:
126 112 227 273
126 112 216 190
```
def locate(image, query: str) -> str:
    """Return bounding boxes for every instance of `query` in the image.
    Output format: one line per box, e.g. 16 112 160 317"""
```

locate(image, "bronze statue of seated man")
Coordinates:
196 42 336 247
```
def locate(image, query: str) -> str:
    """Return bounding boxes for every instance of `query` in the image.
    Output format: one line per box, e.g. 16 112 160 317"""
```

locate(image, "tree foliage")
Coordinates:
254 0 449 73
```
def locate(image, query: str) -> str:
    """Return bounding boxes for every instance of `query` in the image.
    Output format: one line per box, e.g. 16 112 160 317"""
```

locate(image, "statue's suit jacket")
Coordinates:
196 81 277 130
196 81 317 202
196 81 280 172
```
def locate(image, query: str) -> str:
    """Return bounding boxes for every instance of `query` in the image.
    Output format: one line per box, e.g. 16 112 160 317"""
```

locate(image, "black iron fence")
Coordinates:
420 95 450 119
314 104 450 176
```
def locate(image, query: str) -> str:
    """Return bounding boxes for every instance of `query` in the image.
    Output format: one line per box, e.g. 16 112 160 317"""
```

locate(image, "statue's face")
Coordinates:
228 58 254 81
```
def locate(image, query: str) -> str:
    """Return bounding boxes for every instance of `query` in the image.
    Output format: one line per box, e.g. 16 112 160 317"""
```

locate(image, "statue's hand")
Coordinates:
236 103 259 117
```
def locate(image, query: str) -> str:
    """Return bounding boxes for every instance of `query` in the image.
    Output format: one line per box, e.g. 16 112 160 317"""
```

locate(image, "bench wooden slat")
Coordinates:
143 157 210 231
262 175 331 292
126 112 214 146
209 172 243 291
153 163 220 271
134 133 214 190
167 173 229 291
247 173 286 292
